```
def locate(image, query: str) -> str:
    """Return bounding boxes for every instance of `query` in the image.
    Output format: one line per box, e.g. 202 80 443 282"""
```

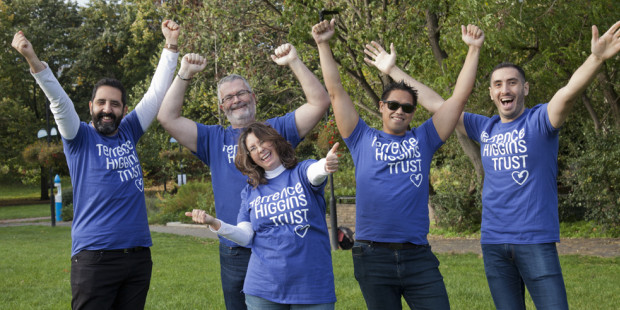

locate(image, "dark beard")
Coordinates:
93 112 122 135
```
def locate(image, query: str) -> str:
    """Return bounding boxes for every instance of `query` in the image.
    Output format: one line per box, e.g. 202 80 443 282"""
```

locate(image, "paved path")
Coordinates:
2 219 618 257
153 223 620 258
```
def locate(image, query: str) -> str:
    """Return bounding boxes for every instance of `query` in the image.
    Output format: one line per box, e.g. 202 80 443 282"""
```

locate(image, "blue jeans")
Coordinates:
219 244 252 310
352 242 450 310
245 294 335 310
482 243 568 310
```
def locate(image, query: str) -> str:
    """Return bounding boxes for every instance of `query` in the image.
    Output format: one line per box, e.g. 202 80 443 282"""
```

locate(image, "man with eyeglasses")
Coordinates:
157 43 330 309
313 19 484 309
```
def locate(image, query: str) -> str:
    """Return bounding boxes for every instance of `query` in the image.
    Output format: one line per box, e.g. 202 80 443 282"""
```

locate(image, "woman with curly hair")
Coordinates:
187 122 340 309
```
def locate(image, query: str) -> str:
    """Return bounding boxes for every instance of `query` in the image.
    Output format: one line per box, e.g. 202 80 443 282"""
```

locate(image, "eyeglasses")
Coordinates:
384 100 415 113
222 90 252 105
248 140 270 154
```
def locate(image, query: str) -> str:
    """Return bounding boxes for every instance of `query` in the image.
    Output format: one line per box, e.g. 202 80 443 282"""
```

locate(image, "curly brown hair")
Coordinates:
235 122 297 188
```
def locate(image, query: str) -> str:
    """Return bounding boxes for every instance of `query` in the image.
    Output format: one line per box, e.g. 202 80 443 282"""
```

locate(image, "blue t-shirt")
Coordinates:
64 112 151 257
193 112 301 247
344 118 443 245
464 103 560 244
238 160 336 304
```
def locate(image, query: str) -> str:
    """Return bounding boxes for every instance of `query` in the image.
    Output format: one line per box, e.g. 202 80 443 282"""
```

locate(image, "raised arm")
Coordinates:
547 20 620 129
364 42 445 114
134 19 180 131
432 24 484 141
11 31 45 73
157 54 207 153
313 19 358 138
271 43 330 138
12 31 80 140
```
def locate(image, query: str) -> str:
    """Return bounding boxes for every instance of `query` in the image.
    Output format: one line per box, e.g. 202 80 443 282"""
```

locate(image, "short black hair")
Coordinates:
490 62 526 83
91 78 127 106
381 80 418 109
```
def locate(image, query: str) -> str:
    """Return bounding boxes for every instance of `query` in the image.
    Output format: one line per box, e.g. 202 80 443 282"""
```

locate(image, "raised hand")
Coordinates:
461 24 484 48
185 209 217 225
324 142 340 173
11 31 36 60
591 20 620 61
270 43 299 66
312 18 336 44
363 41 396 75
162 19 180 45
178 53 207 79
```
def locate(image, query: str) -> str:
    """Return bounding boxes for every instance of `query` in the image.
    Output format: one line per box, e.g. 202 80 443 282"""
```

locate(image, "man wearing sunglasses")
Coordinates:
314 18 484 309
157 43 330 309
366 20 620 310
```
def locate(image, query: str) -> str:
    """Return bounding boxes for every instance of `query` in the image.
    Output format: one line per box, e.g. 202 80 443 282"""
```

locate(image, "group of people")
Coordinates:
11 15 620 310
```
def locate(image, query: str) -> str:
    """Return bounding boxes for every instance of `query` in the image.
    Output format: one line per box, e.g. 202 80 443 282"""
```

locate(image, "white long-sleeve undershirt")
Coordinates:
31 49 178 140
211 159 330 244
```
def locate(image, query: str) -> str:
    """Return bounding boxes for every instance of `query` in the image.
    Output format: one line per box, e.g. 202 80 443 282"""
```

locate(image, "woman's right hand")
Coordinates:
185 209 217 226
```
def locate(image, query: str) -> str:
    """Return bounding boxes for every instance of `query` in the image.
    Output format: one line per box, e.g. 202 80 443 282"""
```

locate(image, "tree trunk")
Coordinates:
582 93 601 133
456 131 484 183
425 10 448 74
597 67 620 129
40 166 49 200
424 11 485 183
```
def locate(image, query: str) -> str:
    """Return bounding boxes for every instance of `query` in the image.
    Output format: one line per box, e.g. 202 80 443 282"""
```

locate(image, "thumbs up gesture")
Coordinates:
325 142 340 173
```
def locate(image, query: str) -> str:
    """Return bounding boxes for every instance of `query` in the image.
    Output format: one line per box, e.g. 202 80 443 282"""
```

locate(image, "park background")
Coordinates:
0 0 619 308
2 0 617 234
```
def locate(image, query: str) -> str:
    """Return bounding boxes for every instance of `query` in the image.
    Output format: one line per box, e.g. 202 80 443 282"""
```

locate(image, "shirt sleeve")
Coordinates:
134 48 179 131
31 63 80 140
307 158 328 186
211 220 254 246
267 112 302 147
463 112 488 143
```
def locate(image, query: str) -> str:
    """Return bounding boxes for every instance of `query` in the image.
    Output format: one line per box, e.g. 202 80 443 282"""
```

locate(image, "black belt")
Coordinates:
356 240 428 250
101 247 148 253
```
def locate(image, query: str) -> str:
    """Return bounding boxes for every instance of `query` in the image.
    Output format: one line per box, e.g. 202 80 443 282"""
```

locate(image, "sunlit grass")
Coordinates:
0 225 617 309
0 204 52 220
0 181 40 200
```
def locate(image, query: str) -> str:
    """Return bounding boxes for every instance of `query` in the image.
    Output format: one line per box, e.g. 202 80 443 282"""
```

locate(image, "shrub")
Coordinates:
61 203 73 222
60 186 73 221
150 180 216 224
559 126 619 236
430 144 483 233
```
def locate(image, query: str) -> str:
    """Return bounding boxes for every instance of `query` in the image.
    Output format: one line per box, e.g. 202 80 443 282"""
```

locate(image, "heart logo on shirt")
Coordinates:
294 224 310 238
410 174 423 187
135 178 144 192
511 170 529 185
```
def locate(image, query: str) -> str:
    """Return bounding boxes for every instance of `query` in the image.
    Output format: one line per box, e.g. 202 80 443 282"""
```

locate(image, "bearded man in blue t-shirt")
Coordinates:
314 18 485 309
369 20 620 310
12 20 181 309
157 44 330 309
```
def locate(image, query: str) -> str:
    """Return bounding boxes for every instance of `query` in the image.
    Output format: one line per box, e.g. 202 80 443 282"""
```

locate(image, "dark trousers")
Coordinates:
352 242 450 310
71 247 152 310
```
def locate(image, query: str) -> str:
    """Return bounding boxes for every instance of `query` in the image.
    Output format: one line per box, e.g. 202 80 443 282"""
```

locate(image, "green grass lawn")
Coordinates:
0 225 617 309
0 204 52 220
0 181 40 200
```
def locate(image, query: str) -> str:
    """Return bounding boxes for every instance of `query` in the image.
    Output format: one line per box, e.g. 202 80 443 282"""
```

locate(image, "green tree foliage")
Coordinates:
1 0 617 231
0 0 81 179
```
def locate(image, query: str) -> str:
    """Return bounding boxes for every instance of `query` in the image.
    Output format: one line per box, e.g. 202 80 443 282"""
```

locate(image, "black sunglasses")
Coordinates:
384 101 415 113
